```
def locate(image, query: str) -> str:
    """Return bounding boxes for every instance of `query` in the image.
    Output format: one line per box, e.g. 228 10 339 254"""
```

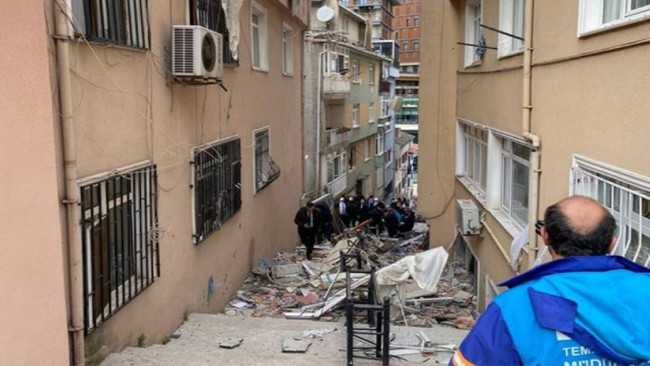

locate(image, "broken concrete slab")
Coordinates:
271 264 304 278
281 337 312 353
219 338 244 349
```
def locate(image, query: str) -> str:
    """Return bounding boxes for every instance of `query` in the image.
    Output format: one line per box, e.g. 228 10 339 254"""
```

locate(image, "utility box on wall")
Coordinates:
456 199 481 236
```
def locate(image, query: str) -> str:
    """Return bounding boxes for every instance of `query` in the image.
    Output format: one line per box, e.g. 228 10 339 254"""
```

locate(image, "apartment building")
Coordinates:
420 0 650 311
394 129 416 201
0 1 308 364
304 1 390 201
394 0 420 141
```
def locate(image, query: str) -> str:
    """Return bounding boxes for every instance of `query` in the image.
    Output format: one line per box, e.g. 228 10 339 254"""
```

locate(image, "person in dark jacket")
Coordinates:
451 196 650 366
384 207 401 238
315 201 333 244
347 196 359 227
399 208 416 233
294 202 320 260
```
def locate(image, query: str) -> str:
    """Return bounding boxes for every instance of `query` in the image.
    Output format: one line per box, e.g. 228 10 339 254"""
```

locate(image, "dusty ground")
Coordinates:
101 313 468 366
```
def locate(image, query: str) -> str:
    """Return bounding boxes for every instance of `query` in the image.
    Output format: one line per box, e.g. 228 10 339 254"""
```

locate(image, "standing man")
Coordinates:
451 196 650 366
294 202 320 260
314 200 333 244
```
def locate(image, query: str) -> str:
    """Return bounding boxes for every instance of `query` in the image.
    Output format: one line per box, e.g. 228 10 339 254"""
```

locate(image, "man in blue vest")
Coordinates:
451 196 650 366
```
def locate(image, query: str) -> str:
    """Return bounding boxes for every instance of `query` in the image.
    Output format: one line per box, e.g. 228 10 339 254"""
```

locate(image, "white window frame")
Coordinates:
352 59 361 83
464 0 483 67
578 0 650 36
252 126 271 193
571 155 650 266
282 23 294 76
369 102 376 123
352 104 360 128
498 0 525 58
327 150 347 183
369 64 376 86
456 122 488 196
375 132 384 156
251 1 269 72
498 138 530 229
364 138 370 161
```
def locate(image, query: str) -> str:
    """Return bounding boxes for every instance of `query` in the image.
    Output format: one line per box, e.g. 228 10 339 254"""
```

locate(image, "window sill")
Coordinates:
463 60 482 69
352 80 361 84
252 65 270 73
457 176 487 206
579 13 650 38
352 125 360 129
497 49 524 60
282 72 294 78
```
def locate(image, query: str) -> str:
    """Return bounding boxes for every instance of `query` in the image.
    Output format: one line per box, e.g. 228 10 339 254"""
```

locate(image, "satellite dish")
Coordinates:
316 6 335 23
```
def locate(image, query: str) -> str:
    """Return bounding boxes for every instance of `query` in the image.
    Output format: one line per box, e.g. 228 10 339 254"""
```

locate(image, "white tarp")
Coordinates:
222 0 243 61
510 225 529 266
375 247 448 298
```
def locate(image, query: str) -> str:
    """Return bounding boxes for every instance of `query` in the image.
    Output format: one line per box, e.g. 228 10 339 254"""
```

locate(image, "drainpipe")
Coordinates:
522 0 542 269
316 49 327 196
54 1 85 364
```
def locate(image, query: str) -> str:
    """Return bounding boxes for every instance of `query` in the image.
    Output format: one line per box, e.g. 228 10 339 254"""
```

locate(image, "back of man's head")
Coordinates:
544 196 617 257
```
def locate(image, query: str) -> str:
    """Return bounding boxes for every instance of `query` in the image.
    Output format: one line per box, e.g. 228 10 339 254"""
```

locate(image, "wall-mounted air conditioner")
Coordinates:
172 25 223 80
456 199 481 236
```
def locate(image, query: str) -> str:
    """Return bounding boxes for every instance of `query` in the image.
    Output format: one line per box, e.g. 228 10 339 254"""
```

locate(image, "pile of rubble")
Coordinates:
225 223 477 332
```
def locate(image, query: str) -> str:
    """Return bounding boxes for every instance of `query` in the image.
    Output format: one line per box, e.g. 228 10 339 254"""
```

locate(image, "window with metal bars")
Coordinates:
189 0 237 64
571 157 650 266
192 138 242 244
72 0 150 49
254 129 281 192
80 164 159 333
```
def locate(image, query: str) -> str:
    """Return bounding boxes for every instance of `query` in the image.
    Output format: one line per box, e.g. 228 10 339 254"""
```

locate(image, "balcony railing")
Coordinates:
326 129 351 147
323 74 351 97
326 174 348 197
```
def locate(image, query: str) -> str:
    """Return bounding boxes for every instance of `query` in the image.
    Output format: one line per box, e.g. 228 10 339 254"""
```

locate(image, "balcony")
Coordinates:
380 98 392 119
325 129 351 148
323 74 351 99
326 174 347 197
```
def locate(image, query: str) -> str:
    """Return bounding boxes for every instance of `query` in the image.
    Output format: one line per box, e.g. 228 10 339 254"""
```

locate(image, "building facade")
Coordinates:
420 0 650 311
394 0 420 140
304 1 390 201
1 0 308 364
394 129 416 202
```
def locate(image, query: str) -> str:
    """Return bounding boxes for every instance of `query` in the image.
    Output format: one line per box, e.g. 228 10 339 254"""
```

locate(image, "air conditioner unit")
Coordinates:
172 25 223 80
456 199 481 236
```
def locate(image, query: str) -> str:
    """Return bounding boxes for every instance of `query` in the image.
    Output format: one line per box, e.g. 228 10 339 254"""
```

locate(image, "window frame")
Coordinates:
191 136 242 244
499 139 530 228
73 0 151 49
352 104 360 128
464 0 483 67
497 0 525 58
571 155 650 265
250 1 269 72
282 22 294 76
78 161 159 333
369 64 376 86
352 59 361 83
253 127 280 193
578 0 650 36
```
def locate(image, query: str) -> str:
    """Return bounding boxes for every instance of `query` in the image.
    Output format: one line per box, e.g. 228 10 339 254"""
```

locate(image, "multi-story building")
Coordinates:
344 0 399 40
394 0 421 141
420 0 650 311
304 1 390 201
0 1 308 364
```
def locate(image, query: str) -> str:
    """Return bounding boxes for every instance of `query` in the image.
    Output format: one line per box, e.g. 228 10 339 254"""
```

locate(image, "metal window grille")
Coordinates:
190 0 238 64
255 130 281 192
80 164 159 333
192 139 242 244
572 165 650 266
77 0 151 49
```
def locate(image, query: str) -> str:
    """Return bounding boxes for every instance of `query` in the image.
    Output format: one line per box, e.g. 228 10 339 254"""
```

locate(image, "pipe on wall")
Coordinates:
522 0 542 269
54 0 84 364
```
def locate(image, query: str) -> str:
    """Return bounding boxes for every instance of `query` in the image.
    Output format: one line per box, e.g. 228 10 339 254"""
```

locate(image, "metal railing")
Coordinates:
81 0 150 49
323 74 352 95
572 166 650 266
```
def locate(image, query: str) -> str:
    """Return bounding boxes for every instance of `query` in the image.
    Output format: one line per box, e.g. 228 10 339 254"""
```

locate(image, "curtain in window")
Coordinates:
603 0 623 23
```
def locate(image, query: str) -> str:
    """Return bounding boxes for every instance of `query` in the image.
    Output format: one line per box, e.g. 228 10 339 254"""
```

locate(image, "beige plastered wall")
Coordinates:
44 0 306 357
0 2 71 365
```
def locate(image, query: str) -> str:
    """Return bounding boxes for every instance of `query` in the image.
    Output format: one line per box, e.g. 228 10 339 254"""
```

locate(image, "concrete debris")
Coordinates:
225 223 478 333
302 328 337 339
271 263 304 278
281 337 312 353
219 338 244 349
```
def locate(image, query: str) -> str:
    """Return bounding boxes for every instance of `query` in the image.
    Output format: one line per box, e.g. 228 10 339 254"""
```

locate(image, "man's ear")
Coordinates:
608 237 618 254
541 226 550 247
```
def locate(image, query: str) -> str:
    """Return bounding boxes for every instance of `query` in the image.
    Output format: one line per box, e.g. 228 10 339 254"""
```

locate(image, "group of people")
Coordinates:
293 195 416 260
338 195 415 237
